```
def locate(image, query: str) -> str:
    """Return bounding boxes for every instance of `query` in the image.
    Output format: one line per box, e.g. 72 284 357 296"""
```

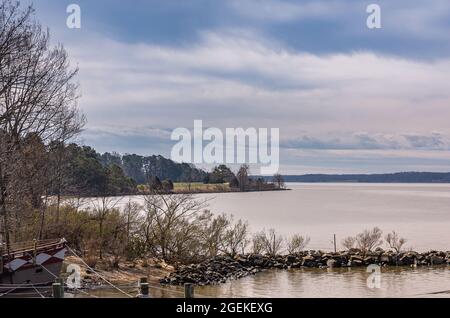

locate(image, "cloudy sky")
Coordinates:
28 0 450 174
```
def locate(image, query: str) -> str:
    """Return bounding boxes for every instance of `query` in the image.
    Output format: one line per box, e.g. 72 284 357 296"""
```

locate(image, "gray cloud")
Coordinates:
62 31 450 173
282 132 450 151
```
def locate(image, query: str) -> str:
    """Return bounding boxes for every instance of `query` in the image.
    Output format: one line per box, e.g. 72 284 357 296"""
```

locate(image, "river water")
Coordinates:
88 183 450 297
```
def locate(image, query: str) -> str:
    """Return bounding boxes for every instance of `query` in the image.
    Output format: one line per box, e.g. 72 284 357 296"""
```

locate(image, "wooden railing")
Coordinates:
1 238 66 259
9 239 60 252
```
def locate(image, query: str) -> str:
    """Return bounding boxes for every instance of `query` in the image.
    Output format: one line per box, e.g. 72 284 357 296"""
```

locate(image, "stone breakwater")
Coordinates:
160 249 450 286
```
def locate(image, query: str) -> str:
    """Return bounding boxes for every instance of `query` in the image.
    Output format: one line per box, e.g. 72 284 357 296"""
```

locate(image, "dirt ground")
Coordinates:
64 256 174 286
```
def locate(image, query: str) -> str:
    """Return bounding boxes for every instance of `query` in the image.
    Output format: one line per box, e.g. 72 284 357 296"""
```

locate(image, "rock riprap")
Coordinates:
160 249 450 286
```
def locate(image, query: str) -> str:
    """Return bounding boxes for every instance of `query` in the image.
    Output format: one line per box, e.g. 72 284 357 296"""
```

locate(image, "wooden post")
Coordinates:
32 239 37 266
55 278 64 297
333 234 337 253
139 277 149 298
52 283 63 298
0 244 3 275
184 283 194 298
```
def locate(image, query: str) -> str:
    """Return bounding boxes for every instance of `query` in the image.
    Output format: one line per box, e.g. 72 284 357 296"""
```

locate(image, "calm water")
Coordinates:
88 183 450 298
77 267 450 298
195 267 450 298
196 183 450 252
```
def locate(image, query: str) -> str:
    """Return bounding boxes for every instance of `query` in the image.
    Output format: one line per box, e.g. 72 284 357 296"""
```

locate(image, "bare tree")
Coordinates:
355 227 383 254
201 212 229 257
142 193 210 262
236 164 250 192
223 218 248 257
122 200 143 246
91 196 122 259
341 236 356 250
385 231 407 254
252 232 265 254
286 234 310 254
0 0 84 249
273 174 285 189
254 229 284 256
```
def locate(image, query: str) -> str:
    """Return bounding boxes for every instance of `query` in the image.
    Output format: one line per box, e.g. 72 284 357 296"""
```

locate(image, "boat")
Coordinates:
0 238 67 294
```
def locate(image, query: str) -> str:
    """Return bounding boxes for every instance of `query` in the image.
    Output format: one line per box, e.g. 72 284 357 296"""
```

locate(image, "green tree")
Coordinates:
209 165 236 184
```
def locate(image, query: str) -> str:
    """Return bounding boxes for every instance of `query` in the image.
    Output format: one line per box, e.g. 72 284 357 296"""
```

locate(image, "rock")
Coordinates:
235 255 249 265
332 255 347 265
430 256 445 265
349 255 364 266
348 248 361 255
364 256 377 265
380 254 391 263
326 259 337 268
250 255 267 267
399 255 414 265
273 262 284 269
302 260 317 267
160 249 450 286
286 255 297 264
301 255 317 267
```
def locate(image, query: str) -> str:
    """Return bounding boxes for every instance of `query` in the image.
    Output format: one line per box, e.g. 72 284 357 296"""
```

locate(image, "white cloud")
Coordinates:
60 29 450 171
68 30 450 130
282 132 450 151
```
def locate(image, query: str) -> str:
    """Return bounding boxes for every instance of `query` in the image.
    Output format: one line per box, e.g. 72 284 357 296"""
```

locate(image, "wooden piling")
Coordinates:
333 234 337 253
52 283 63 298
0 245 3 275
184 283 194 298
139 277 149 298
32 239 37 266
54 278 64 297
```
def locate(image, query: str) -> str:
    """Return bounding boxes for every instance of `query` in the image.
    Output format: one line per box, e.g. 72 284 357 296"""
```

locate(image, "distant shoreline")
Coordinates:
171 188 291 195
70 186 291 199
258 172 450 184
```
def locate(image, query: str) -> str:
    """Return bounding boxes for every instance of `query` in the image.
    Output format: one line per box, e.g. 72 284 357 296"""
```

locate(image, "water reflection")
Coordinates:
71 266 450 298
196 267 450 298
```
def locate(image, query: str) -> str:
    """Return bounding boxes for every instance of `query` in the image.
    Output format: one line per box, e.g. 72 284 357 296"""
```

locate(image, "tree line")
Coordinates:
204 164 285 191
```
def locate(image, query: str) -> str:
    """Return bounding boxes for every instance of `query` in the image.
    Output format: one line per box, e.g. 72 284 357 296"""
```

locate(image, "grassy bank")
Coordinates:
173 182 231 193
138 182 289 194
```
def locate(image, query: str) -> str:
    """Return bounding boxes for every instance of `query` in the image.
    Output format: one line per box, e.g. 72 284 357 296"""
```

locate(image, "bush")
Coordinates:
253 229 284 256
287 234 310 254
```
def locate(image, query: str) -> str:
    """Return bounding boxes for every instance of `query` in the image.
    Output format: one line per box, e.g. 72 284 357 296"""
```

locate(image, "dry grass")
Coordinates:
173 182 231 193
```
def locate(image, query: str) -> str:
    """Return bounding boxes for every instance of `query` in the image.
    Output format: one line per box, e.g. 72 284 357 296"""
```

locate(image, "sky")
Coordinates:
26 0 450 174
